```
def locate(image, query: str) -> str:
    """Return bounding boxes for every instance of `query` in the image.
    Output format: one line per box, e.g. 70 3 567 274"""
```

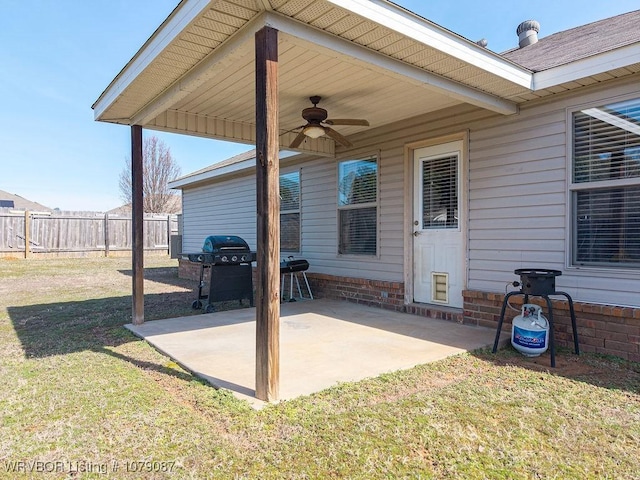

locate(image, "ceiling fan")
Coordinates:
288 96 369 149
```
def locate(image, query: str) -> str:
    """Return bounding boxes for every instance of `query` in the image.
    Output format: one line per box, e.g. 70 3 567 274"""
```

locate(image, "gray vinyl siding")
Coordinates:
181 175 257 253
299 150 406 281
179 75 640 307
181 150 407 282
179 104 489 283
467 108 567 288
467 77 640 307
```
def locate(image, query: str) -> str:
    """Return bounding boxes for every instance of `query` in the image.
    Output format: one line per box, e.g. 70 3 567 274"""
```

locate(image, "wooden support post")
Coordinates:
167 215 172 256
104 213 110 257
131 125 144 325
24 210 31 258
255 26 280 402
24 210 30 259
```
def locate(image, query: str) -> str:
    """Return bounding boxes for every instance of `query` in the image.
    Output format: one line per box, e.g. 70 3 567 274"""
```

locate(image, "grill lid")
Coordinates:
203 235 250 253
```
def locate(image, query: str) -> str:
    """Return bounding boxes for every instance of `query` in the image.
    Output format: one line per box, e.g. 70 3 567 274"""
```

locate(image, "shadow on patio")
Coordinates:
126 298 509 407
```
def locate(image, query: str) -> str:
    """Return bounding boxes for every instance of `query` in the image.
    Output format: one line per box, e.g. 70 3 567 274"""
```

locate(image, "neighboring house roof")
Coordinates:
107 194 182 215
503 10 640 72
106 204 131 215
0 189 51 212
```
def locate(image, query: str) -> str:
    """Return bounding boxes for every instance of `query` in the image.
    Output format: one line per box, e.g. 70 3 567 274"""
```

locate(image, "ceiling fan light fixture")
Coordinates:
302 125 325 139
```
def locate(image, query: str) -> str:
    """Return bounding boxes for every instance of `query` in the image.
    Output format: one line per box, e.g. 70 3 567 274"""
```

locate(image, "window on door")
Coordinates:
421 154 458 229
570 97 640 268
337 156 378 255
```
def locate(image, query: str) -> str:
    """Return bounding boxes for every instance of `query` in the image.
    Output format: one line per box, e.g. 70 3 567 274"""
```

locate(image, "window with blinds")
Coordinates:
280 171 300 252
338 157 378 255
422 154 458 229
571 97 640 267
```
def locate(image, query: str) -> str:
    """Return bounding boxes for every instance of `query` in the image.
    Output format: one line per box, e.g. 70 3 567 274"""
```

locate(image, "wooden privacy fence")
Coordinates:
0 209 179 258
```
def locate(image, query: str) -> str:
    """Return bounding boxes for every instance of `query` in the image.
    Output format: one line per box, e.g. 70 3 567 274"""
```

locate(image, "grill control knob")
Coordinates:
221 255 228 262
231 255 238 263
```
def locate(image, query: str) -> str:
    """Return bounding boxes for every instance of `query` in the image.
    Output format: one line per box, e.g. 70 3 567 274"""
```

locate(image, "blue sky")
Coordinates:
1 0 639 211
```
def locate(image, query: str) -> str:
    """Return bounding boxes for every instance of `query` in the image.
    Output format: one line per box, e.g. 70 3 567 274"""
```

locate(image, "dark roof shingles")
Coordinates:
502 10 640 71
0 189 51 211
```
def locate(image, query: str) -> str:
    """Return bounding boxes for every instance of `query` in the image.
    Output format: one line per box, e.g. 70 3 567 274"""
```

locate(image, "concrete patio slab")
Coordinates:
126 299 508 407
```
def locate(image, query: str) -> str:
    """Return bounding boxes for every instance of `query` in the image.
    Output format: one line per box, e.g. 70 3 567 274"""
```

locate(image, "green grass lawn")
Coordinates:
0 256 638 479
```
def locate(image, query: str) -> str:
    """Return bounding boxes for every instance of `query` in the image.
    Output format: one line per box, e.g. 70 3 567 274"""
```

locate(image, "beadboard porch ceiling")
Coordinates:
93 0 536 156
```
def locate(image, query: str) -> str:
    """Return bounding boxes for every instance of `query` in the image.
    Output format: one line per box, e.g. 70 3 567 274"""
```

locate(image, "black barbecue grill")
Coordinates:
185 235 255 313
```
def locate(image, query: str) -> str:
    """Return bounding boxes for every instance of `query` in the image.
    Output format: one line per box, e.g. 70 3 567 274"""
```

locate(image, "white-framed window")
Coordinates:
337 156 378 255
570 96 640 268
280 170 300 253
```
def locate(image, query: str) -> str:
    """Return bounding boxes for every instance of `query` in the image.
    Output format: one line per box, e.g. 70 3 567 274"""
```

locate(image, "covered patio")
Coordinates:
126 299 508 407
93 0 534 402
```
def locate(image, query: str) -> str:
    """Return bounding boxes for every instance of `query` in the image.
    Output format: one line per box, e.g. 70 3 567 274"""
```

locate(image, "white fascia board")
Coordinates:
533 43 640 90
169 159 256 189
131 14 270 126
265 12 519 115
93 0 212 121
325 0 533 89
169 151 298 189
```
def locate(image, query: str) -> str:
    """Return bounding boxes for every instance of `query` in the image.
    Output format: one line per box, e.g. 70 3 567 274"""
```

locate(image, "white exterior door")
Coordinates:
413 141 465 308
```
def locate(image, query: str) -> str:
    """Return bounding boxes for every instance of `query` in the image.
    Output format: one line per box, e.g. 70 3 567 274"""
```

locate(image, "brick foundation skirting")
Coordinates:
178 259 408 312
305 272 405 312
463 290 640 362
177 260 639 361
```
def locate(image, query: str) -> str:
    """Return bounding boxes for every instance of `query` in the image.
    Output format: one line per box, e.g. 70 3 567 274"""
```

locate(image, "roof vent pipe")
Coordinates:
517 20 540 48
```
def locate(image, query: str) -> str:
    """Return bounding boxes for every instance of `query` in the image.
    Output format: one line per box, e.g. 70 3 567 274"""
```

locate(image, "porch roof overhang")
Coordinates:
93 0 536 156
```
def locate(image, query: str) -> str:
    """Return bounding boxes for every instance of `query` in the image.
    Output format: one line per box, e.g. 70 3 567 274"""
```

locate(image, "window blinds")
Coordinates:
338 157 378 255
574 101 640 183
280 171 300 252
338 158 377 206
422 154 458 229
572 97 640 266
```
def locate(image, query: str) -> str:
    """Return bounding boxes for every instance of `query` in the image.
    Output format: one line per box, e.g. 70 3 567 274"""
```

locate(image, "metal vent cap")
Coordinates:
517 20 540 48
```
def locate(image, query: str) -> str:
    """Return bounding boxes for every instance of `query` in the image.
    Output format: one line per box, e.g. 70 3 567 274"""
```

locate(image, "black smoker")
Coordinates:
186 235 255 313
280 256 313 301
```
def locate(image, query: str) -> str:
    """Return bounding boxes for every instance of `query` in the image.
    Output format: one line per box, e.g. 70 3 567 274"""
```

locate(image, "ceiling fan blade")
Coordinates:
289 131 307 149
325 119 370 126
280 126 305 136
324 127 353 148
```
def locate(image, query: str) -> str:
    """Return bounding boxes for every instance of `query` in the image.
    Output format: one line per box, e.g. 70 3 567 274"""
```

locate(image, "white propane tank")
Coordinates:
511 304 549 357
